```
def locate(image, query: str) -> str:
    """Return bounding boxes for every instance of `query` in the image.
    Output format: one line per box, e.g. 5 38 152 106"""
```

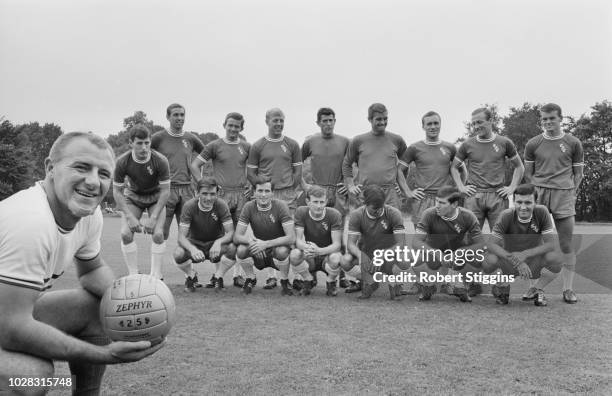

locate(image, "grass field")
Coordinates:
49 217 612 395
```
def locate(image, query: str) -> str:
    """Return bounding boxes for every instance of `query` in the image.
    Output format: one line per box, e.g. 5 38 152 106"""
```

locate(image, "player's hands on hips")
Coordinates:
407 188 425 200
108 339 166 363
459 184 477 197
210 240 223 261
190 248 205 263
243 185 253 199
249 239 267 256
142 216 157 234
496 186 515 198
127 215 142 233
337 182 348 196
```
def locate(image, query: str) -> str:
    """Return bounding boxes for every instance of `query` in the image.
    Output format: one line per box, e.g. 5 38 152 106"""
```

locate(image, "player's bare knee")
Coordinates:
152 232 164 245
426 260 442 271
236 244 250 259
225 243 237 259
275 246 290 260
481 253 498 273
340 254 355 272
121 231 134 245
0 356 54 396
327 252 342 268
289 248 303 265
545 251 563 273
173 247 188 264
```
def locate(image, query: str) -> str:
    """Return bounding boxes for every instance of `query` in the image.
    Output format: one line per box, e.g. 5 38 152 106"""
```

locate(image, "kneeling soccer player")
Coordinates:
289 186 343 296
233 177 296 295
0 132 163 395
412 186 486 302
341 185 408 299
484 184 562 306
173 178 237 292
113 124 171 279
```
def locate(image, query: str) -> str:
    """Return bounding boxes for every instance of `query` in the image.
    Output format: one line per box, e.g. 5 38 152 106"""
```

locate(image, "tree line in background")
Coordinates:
1 101 611 221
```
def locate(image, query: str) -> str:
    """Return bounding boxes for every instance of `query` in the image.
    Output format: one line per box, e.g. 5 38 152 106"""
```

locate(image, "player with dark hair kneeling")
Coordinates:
341 185 408 300
412 186 486 302
173 178 237 292
234 177 296 295
484 184 562 306
289 186 343 296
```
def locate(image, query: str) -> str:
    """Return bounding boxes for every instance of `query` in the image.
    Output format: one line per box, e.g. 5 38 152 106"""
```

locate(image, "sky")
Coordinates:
1 0 611 145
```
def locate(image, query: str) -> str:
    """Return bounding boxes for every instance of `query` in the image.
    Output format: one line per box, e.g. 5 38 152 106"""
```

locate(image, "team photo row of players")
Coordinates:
113 101 582 307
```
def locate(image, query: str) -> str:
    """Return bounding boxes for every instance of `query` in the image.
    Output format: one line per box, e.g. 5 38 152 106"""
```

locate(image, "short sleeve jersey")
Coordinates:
247 136 302 190
179 198 233 243
455 135 519 189
491 205 554 252
197 138 250 189
399 140 456 193
416 207 482 251
151 130 204 185
294 206 343 248
342 131 407 186
113 150 171 195
301 134 350 186
238 199 294 241
524 133 584 190
0 183 102 291
348 205 405 257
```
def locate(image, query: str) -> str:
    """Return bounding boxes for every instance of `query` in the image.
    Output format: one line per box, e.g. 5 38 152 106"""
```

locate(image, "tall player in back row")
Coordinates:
524 103 584 304
451 107 524 297
151 104 204 236
247 108 302 289
191 112 250 288
113 125 170 279
343 103 407 211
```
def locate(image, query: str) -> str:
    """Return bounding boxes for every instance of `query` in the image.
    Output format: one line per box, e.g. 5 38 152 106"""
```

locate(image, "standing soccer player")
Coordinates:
411 186 486 302
300 107 351 289
523 103 584 304
289 186 343 296
451 107 524 296
0 132 163 395
397 111 459 295
190 112 250 288
233 178 296 295
341 185 408 299
151 104 204 237
342 103 407 211
484 184 563 306
113 125 170 279
246 108 302 289
173 178 236 292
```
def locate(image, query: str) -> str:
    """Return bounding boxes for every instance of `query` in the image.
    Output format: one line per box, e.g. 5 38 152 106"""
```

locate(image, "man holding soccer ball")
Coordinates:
0 132 164 394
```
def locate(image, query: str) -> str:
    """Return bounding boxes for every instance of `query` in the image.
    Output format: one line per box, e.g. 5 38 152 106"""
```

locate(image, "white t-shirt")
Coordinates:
0 183 102 291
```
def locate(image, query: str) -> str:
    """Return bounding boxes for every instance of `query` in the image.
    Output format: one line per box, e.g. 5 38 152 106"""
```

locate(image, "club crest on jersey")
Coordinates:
440 147 449 156
559 143 567 153
453 224 462 233
147 166 153 175
182 140 190 149
238 146 245 155
211 212 218 221
269 214 276 223
281 144 288 153
530 223 539 233
321 222 328 231
492 144 500 153
380 220 388 230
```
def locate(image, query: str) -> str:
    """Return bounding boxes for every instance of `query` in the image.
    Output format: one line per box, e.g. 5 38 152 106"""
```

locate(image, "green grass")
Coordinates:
49 217 612 395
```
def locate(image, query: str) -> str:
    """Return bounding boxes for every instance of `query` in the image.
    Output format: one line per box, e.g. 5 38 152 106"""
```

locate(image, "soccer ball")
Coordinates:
100 274 176 343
